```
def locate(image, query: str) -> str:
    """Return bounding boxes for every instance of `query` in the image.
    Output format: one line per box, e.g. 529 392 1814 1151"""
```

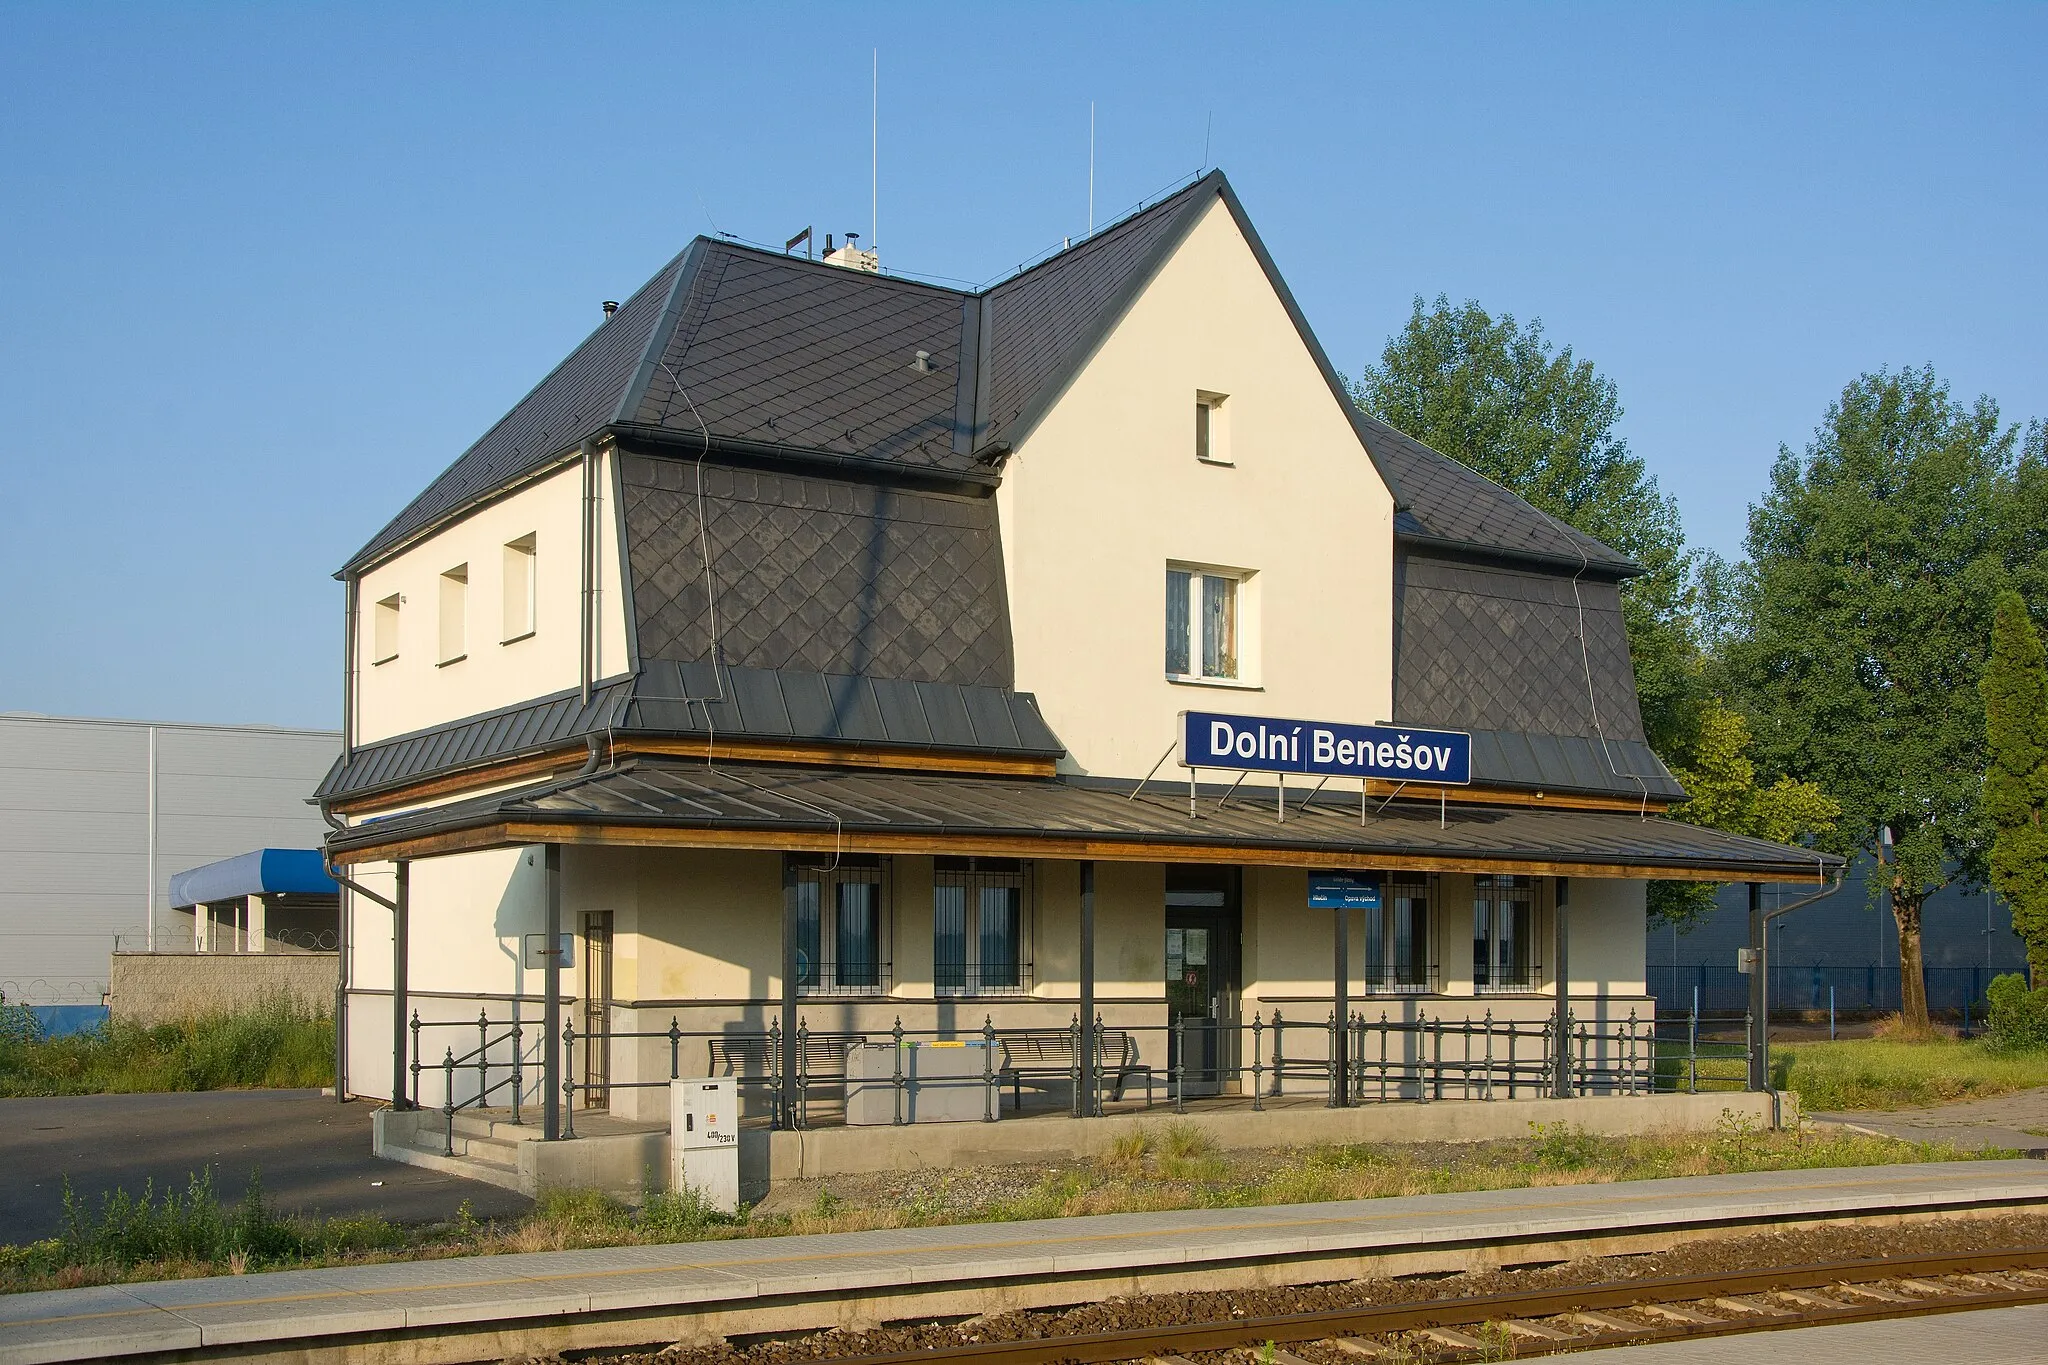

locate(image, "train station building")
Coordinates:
319 172 1833 1182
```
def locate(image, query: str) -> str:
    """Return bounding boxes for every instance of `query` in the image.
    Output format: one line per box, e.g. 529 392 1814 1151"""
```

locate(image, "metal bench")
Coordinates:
998 1028 1153 1111
706 1032 864 1091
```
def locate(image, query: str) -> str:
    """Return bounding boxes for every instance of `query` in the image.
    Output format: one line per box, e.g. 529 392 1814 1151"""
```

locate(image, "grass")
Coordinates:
0 1115 2001 1296
1770 1037 2048 1111
0 994 334 1097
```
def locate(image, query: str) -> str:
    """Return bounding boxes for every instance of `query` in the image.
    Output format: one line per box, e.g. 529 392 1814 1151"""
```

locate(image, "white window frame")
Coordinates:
934 858 1034 997
1365 872 1437 995
1165 563 1257 687
371 594 401 665
1473 874 1545 994
437 564 468 666
502 533 537 644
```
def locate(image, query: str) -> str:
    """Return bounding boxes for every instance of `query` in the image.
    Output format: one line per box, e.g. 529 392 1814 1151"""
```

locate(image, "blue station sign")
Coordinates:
1308 872 1381 910
1180 710 1473 786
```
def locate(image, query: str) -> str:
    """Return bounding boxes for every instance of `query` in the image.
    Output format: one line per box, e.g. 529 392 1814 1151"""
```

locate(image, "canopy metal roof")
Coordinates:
328 758 1833 882
169 849 339 909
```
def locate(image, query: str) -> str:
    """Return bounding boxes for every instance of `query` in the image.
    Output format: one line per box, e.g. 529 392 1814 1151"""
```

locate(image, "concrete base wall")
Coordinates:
763 1091 1792 1183
108 951 337 1024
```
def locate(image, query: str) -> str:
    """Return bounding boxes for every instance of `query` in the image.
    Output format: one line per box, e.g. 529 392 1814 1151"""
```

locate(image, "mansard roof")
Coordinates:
342 171 1632 582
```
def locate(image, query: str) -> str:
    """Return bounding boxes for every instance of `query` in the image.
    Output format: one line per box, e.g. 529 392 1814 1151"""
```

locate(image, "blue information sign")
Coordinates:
1179 710 1472 785
1308 872 1381 910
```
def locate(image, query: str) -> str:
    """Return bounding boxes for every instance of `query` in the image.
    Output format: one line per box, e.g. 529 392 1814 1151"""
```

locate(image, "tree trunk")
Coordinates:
1893 884 1932 1037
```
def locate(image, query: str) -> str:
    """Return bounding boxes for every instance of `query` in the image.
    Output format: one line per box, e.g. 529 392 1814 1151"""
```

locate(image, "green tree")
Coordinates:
1727 367 2022 1034
1983 590 2048 981
1647 700 1841 929
1352 296 1703 755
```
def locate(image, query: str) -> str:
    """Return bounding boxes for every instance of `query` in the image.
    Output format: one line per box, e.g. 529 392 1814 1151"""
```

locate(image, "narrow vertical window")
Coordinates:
1195 391 1230 464
1474 875 1539 992
372 594 401 664
502 533 536 642
1165 569 1192 675
437 564 468 665
1201 574 1237 679
1366 873 1435 993
791 856 890 995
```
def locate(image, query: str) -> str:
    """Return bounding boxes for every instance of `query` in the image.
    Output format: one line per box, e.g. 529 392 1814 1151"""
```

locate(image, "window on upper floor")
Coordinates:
502 533 537 643
438 564 468 666
1166 564 1250 683
372 594 401 665
1195 391 1230 465
934 857 1033 996
793 855 890 995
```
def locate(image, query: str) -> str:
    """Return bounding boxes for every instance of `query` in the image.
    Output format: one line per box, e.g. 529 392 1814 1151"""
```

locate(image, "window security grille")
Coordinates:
1364 872 1437 993
794 856 890 995
1473 873 1543 992
935 857 1033 995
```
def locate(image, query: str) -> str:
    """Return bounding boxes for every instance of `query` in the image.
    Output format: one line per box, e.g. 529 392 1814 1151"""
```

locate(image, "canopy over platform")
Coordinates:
168 848 339 909
327 758 1835 883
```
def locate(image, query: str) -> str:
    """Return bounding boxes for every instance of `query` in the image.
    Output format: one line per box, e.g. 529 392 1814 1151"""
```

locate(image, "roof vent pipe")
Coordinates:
601 300 619 318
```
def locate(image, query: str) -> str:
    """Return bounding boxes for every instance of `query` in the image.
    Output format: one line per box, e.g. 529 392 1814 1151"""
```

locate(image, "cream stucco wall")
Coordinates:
999 196 1397 779
352 451 631 744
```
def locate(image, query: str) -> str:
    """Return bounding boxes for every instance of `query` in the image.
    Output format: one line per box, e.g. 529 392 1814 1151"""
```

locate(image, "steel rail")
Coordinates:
796 1247 2048 1365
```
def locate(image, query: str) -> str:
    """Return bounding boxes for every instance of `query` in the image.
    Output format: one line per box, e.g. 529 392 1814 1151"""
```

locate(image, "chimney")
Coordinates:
823 229 879 274
601 300 619 319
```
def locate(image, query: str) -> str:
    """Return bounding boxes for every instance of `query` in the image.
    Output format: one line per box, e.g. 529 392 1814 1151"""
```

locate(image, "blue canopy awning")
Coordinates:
168 849 338 908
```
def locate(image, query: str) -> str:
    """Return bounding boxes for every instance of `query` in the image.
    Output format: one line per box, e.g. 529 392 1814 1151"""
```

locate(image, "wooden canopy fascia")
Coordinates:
328 816 1825 885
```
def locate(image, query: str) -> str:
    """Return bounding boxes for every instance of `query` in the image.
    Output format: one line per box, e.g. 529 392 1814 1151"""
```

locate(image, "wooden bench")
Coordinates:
998 1029 1154 1111
706 1033 863 1090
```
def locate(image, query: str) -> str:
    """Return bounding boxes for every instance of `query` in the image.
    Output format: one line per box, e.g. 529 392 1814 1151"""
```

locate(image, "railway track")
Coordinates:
760 1248 2048 1365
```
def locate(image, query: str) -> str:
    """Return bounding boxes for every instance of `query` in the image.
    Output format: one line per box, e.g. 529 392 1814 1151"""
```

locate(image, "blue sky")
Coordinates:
2 4 2042 729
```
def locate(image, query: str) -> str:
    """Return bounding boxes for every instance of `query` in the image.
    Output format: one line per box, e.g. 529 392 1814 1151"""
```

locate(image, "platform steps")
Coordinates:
374 1107 542 1192
372 1104 674 1200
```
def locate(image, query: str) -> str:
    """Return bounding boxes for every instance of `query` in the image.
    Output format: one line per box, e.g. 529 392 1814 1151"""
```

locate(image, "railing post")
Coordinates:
1575 1018 1588 1095
510 1019 524 1125
1069 1014 1083 1119
768 1018 785 1129
561 1018 577 1140
1627 1008 1640 1094
1270 1008 1286 1097
1325 1009 1340 1108
441 1046 456 1156
798 1017 813 1131
1483 1010 1496 1100
1093 1012 1107 1117
669 1016 682 1080
982 1015 996 1123
1250 1012 1265 1113
891 1017 906 1127
477 1009 491 1109
409 1009 423 1110
1173 1013 1187 1115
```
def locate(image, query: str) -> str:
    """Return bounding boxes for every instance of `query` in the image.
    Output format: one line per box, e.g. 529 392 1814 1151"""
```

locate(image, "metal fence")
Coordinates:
1649 962 2030 1018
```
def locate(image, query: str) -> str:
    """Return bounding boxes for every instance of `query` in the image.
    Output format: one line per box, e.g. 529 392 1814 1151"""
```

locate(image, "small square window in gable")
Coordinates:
1195 391 1231 465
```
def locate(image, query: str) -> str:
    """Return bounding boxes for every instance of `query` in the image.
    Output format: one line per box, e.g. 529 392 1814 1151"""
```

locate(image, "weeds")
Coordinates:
0 994 333 1096
2 1124 2002 1297
1772 1037 2048 1110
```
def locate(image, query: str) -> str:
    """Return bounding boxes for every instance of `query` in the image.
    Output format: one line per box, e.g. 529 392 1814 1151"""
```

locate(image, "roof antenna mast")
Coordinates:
1087 101 1096 237
871 48 878 253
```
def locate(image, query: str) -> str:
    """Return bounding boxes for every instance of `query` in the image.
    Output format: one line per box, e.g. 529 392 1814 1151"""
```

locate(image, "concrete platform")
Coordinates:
1575 1302 2048 1361
3 1160 2044 1365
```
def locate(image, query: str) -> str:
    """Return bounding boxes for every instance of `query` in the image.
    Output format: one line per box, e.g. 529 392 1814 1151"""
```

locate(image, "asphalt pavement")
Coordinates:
1811 1084 2048 1155
0 1090 531 1244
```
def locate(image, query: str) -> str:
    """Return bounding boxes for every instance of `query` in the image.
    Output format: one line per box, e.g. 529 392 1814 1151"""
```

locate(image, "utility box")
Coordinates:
846 1040 993 1125
669 1077 739 1214
1736 947 1758 976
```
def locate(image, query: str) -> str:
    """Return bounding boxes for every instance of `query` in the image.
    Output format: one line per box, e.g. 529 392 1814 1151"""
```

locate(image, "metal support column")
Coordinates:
1746 882 1767 1091
1077 860 1096 1118
1551 876 1571 1098
391 861 410 1109
543 845 562 1140
1331 897 1349 1107
780 857 799 1128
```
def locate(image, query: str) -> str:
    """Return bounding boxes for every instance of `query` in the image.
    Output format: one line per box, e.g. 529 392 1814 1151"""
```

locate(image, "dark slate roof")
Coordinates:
342 169 1639 587
327 757 1838 881
979 176 1217 450
315 672 1060 804
620 454 1012 687
1364 416 1638 576
1392 547 1682 802
344 250 691 574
